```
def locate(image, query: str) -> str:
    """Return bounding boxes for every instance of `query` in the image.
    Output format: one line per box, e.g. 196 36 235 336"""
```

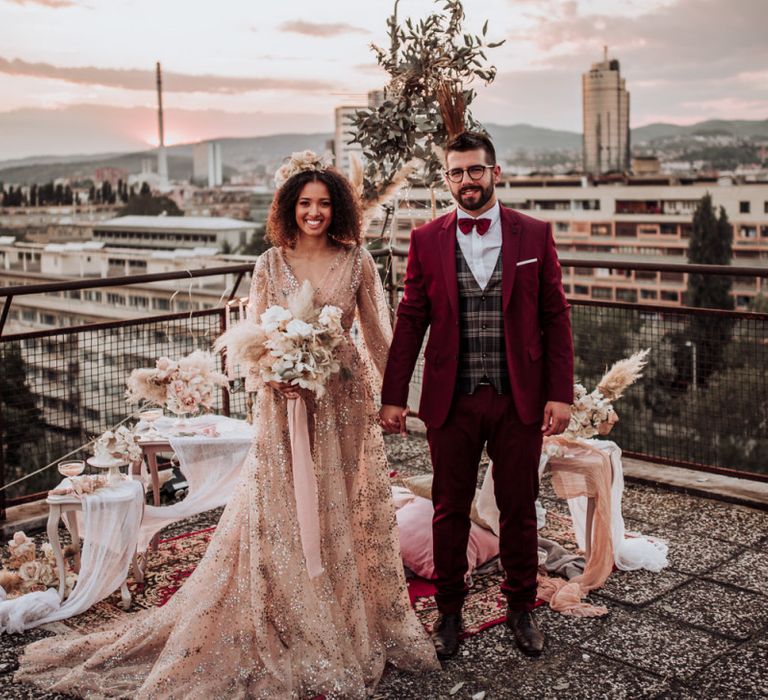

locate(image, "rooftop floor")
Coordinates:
1 434 767 699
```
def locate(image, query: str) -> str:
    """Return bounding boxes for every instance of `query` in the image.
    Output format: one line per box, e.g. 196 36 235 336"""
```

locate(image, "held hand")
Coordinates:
378 404 409 436
541 401 571 437
267 380 301 400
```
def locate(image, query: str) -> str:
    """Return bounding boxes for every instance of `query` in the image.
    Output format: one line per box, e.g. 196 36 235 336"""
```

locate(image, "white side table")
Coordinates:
46 487 144 611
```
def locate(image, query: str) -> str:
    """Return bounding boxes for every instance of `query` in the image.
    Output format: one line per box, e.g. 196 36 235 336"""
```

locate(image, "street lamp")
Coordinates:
685 340 697 393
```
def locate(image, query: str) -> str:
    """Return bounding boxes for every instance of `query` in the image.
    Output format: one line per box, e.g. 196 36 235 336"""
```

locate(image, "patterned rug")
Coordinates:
64 506 578 638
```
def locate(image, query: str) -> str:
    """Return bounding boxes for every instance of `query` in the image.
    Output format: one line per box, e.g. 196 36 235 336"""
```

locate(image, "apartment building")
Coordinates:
369 177 768 309
583 51 630 175
0 238 255 435
91 215 256 252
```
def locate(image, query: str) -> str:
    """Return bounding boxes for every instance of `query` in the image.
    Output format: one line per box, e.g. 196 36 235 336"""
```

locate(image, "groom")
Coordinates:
379 131 573 659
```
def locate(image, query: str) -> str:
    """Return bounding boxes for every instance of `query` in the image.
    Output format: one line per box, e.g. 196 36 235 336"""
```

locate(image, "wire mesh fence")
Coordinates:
378 250 768 480
0 310 250 507
1 257 766 520
569 301 767 476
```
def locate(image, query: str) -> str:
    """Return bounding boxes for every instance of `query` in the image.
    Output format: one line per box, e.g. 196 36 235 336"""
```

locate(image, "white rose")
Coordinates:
318 305 342 327
285 319 314 339
260 306 293 333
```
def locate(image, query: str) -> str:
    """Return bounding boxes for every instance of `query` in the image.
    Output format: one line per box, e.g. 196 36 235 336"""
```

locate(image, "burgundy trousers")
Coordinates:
426 385 543 614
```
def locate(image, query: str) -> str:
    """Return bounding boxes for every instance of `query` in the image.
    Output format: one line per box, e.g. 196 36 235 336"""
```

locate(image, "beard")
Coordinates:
456 181 495 211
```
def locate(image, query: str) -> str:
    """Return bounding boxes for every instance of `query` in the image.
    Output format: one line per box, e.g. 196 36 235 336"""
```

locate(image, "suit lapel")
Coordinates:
439 211 459 318
501 206 522 310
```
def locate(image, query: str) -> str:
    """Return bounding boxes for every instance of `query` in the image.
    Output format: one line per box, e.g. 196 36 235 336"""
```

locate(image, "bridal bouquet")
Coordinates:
215 281 344 397
559 349 650 442
125 350 228 416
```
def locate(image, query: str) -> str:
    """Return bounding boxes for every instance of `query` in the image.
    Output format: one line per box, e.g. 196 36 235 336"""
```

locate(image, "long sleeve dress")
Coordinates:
16 244 439 699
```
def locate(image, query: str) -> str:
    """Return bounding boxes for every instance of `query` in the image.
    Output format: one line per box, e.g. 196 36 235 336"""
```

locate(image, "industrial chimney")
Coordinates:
156 61 169 185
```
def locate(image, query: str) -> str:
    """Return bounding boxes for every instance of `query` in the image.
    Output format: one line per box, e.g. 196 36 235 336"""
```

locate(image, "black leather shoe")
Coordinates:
506 609 545 657
431 612 463 660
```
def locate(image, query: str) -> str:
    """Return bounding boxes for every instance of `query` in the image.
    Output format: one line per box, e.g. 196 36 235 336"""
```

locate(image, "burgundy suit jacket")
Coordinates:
381 205 574 428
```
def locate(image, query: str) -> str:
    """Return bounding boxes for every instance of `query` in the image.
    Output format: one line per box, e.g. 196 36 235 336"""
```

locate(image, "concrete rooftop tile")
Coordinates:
595 568 691 607
708 548 768 595
647 578 768 641
580 608 734 678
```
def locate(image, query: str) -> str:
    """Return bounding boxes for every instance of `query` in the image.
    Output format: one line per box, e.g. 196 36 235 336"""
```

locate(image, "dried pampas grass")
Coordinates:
287 280 317 321
213 321 268 370
348 152 365 198
436 80 466 142
125 368 166 406
597 349 650 401
361 160 419 228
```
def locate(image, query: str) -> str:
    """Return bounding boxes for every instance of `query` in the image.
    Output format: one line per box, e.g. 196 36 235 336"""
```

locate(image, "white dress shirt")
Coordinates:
455 201 502 290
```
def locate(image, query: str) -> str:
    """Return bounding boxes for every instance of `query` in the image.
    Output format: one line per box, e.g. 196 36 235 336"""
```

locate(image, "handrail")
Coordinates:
0 263 255 298
369 246 768 277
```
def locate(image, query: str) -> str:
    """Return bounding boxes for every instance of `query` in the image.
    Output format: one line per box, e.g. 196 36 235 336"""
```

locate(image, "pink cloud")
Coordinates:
7 0 77 7
279 20 369 37
0 57 338 93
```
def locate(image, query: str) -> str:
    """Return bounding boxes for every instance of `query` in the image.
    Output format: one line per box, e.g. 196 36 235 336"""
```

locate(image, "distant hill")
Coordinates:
0 134 331 185
632 119 768 143
0 151 234 186
486 123 582 152
2 118 766 184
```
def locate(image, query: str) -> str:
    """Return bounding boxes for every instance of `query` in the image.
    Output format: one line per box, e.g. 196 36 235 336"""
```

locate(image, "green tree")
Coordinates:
119 195 183 217
748 293 768 313
683 194 734 387
0 344 47 476
240 228 269 256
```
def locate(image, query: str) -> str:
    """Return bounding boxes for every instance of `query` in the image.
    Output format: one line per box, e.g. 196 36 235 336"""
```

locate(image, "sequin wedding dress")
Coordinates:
17 245 439 699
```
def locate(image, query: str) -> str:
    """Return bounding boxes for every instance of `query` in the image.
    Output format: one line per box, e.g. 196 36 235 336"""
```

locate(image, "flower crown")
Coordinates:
274 150 334 190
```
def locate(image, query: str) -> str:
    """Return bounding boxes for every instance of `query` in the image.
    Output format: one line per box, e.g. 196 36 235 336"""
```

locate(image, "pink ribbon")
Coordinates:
286 397 324 578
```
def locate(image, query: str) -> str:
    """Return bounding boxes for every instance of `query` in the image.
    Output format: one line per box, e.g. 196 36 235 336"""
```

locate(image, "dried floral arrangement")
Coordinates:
0 532 76 599
349 0 505 223
215 281 345 398
125 350 228 417
562 349 651 441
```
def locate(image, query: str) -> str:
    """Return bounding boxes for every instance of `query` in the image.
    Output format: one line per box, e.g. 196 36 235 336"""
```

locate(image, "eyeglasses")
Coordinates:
444 165 495 183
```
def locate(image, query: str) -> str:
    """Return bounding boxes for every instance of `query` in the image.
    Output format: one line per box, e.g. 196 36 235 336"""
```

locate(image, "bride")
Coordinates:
16 153 439 698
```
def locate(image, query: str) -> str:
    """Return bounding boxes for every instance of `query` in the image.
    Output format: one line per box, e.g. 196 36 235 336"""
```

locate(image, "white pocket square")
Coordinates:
516 258 537 267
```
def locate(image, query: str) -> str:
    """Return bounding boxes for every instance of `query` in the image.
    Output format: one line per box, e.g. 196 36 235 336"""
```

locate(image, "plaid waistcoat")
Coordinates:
455 245 511 394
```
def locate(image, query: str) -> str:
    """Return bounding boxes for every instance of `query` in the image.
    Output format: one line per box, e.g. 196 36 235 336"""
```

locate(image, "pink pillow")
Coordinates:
396 496 499 580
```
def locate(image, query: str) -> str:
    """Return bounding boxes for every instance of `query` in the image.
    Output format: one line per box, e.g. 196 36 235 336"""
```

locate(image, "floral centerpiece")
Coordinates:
94 425 143 464
215 281 344 398
557 349 650 444
125 350 228 417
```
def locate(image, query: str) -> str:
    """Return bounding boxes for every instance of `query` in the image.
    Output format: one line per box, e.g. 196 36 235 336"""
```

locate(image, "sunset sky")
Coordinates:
0 0 766 159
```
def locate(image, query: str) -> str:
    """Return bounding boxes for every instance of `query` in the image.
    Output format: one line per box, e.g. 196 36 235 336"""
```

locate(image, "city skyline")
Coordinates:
1 0 766 159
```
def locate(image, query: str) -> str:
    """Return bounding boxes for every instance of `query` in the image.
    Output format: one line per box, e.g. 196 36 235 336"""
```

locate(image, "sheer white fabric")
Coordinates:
477 440 668 572
0 479 144 634
136 415 254 551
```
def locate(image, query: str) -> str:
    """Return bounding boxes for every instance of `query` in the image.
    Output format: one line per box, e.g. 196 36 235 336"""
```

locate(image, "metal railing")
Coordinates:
0 253 766 521
374 248 768 484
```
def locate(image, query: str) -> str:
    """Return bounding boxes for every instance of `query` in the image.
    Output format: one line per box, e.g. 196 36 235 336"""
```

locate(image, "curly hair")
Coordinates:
266 168 362 248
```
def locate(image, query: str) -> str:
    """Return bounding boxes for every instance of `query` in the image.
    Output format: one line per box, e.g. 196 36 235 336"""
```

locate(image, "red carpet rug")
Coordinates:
63 526 514 636
64 506 576 637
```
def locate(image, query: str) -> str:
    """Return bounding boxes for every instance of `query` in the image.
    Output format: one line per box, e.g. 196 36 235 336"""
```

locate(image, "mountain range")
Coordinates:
1 118 766 185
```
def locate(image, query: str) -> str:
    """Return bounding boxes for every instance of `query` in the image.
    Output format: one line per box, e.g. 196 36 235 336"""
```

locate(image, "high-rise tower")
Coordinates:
582 48 630 174
156 61 169 185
